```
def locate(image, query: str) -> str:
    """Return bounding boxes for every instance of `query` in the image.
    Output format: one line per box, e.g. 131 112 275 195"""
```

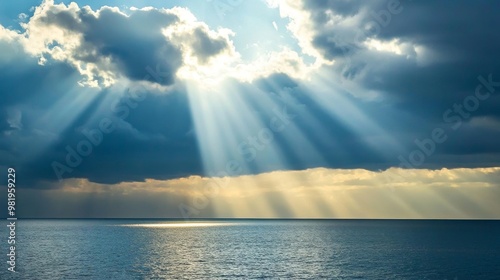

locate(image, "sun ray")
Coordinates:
22 83 102 161
301 71 406 160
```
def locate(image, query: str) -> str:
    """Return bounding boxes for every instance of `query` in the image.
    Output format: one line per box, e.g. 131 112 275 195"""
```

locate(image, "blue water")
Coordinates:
1 220 499 279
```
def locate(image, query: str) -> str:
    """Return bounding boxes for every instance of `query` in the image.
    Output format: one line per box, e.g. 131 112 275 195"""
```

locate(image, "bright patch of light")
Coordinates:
178 47 320 89
120 222 233 228
176 52 238 87
364 38 404 55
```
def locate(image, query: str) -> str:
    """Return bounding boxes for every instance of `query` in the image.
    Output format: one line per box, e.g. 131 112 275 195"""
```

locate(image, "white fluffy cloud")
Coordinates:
16 0 236 87
0 0 325 89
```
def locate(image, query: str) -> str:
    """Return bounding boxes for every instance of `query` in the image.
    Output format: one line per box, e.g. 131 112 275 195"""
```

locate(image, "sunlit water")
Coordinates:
1 220 499 279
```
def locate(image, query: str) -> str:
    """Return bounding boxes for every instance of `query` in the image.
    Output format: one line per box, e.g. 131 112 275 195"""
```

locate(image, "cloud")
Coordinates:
19 0 235 87
4 167 499 218
11 1 319 87
273 0 500 102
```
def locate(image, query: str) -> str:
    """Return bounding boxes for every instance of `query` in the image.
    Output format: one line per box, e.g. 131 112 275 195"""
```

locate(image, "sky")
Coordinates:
0 0 499 218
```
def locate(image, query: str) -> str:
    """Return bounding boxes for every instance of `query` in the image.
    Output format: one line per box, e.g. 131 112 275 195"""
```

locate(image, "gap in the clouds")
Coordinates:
0 1 39 29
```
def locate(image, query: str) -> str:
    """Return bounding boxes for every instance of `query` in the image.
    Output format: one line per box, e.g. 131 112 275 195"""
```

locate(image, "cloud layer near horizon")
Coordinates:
4 167 499 218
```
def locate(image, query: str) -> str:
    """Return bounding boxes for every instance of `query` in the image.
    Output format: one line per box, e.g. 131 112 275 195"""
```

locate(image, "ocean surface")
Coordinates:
1 219 499 279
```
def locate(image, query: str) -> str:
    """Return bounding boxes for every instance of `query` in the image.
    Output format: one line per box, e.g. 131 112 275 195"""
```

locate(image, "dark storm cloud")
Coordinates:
293 0 500 161
16 87 203 186
301 0 500 109
78 7 182 85
0 38 81 172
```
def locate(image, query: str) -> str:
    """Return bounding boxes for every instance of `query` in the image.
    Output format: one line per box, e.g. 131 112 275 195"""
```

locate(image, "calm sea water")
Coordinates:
1 219 499 279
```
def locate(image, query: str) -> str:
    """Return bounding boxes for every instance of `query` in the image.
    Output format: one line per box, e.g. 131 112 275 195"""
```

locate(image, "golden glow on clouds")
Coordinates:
52 167 500 219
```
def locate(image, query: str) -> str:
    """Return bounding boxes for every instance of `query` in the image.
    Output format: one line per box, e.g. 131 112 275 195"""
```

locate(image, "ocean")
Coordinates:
1 219 499 279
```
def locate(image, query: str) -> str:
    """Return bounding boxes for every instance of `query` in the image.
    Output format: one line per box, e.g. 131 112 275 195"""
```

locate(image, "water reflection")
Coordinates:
120 222 234 228
5 220 499 279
